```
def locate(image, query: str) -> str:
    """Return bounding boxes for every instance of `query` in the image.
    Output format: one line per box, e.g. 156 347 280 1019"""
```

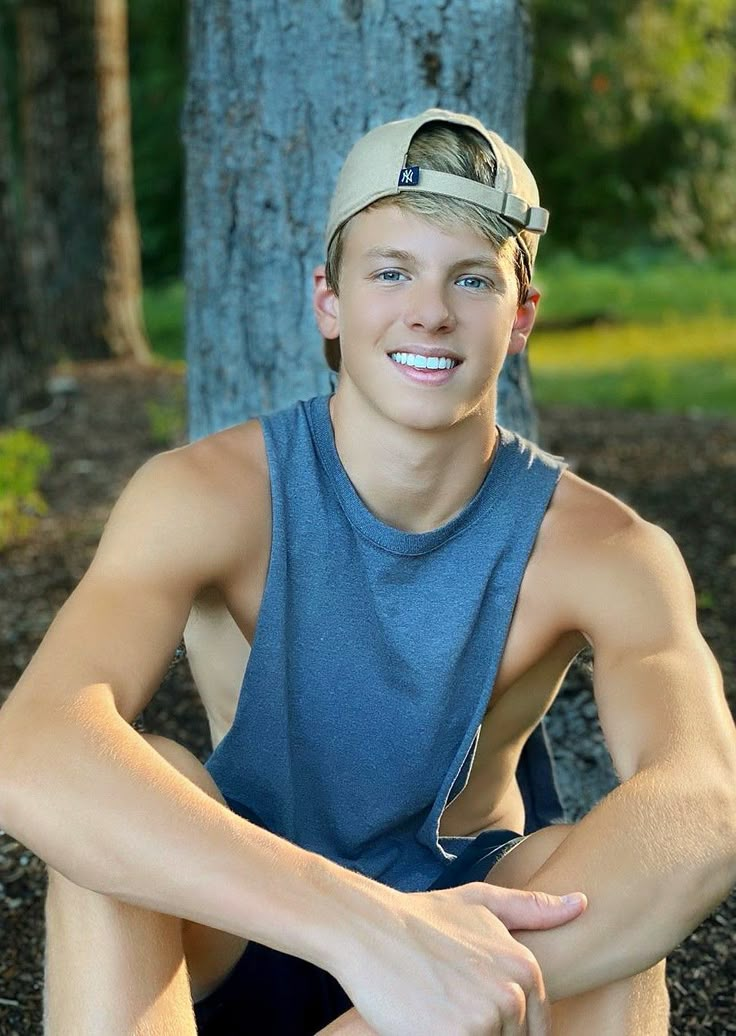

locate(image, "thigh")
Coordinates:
140 734 249 1001
483 822 575 888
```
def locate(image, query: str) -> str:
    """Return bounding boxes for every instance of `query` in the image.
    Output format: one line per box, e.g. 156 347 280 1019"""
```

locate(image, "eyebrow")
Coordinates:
362 247 507 278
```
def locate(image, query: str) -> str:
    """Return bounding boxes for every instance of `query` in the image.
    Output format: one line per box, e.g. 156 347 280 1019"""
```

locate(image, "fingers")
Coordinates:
475 883 588 931
499 950 550 1036
523 982 552 1036
496 980 534 1036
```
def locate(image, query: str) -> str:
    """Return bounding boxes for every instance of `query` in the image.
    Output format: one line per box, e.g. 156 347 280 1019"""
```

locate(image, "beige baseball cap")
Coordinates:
325 108 548 270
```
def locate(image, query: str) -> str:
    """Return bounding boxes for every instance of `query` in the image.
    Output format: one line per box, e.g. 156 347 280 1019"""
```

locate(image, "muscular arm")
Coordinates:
513 518 736 1000
0 441 397 974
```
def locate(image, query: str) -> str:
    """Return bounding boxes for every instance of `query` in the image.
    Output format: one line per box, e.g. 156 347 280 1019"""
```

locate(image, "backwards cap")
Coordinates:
325 108 548 270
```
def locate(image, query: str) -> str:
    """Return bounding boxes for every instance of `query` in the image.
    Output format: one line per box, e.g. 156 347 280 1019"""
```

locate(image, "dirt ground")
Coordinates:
0 362 734 1034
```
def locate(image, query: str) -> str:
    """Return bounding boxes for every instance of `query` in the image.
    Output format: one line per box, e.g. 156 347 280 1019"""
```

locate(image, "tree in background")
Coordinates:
17 0 150 362
184 0 541 442
0 24 46 424
529 0 736 258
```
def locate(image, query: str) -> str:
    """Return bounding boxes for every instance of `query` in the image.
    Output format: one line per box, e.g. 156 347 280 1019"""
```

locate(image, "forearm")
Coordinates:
0 689 398 974
514 762 736 1000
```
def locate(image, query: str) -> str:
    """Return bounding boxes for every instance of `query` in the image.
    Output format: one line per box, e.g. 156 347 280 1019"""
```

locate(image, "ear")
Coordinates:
312 263 340 340
507 283 541 356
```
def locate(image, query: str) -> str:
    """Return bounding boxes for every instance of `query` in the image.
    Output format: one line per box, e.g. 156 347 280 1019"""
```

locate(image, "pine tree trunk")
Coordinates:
18 0 150 362
184 0 539 441
95 0 149 361
0 27 47 425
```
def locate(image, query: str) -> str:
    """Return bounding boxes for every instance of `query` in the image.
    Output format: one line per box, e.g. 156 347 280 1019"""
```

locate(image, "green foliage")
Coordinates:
128 0 186 281
143 280 186 359
0 428 51 550
532 358 736 417
619 0 734 122
529 0 736 260
145 384 186 446
535 250 736 321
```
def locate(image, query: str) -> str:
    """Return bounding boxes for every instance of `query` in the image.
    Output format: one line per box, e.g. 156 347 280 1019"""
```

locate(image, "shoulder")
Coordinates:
541 469 696 654
96 418 270 589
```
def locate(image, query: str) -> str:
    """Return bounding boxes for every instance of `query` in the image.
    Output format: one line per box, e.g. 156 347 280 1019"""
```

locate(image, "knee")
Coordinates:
140 734 227 806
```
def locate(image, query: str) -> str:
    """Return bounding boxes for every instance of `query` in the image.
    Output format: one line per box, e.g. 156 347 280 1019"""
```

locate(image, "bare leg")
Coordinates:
44 867 196 1036
43 734 248 1035
486 824 670 1035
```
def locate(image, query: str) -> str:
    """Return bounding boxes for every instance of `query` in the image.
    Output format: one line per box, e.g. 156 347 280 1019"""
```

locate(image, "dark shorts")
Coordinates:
193 828 524 1035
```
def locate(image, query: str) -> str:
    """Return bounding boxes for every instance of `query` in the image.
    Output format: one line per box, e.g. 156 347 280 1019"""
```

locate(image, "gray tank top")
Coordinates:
206 394 569 892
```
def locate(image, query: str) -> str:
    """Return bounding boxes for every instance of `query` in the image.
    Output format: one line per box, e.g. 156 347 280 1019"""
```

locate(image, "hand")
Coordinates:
337 882 587 1036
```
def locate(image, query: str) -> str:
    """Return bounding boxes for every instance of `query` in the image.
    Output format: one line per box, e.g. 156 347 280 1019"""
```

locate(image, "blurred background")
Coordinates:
0 3 735 1033
1 0 734 422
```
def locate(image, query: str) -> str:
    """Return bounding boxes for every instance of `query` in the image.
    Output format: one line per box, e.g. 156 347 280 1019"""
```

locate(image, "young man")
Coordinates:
1 109 734 1036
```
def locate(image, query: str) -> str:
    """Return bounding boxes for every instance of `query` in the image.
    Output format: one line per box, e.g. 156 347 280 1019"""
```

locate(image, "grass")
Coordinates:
142 280 185 363
143 253 736 416
534 251 736 322
532 356 736 416
532 252 736 416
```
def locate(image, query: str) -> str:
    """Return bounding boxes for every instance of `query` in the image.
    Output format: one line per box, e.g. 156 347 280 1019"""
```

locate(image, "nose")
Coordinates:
403 279 456 335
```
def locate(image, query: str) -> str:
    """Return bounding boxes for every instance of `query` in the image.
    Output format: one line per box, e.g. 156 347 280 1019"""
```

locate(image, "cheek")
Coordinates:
344 292 395 336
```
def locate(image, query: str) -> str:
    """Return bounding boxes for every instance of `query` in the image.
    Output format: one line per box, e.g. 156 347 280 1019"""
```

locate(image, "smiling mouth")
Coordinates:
388 352 461 370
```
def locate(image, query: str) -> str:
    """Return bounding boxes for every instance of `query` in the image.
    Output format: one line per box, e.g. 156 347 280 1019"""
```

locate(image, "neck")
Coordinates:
329 383 499 534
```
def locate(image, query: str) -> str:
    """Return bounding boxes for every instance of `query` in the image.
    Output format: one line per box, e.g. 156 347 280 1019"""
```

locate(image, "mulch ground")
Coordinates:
0 361 734 1034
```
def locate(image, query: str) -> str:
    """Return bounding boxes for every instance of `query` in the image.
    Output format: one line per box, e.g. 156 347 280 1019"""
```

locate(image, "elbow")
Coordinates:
0 736 23 834
0 693 64 833
0 703 34 832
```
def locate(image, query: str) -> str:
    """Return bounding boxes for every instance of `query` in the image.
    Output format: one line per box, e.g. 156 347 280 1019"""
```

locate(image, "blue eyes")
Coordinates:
374 270 491 290
457 276 489 290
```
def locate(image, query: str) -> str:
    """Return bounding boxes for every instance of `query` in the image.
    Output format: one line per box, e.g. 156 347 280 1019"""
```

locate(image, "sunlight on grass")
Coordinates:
531 316 735 370
532 358 736 416
529 315 735 415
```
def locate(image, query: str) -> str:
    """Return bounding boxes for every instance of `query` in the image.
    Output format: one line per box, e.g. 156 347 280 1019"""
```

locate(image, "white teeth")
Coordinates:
389 352 457 370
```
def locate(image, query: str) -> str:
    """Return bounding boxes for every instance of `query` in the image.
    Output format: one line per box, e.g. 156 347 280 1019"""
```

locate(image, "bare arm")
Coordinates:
0 441 398 974
512 519 736 1000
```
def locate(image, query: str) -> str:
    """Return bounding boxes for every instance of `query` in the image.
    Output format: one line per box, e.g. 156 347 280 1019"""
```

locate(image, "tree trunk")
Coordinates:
95 0 149 361
17 0 150 362
184 0 539 441
0 24 47 425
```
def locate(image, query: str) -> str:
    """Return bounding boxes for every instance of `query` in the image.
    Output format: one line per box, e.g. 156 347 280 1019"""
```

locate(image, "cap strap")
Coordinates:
397 167 548 235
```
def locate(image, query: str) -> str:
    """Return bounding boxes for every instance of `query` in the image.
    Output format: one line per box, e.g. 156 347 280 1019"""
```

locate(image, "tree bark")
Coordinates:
184 0 539 441
17 0 150 362
95 0 149 361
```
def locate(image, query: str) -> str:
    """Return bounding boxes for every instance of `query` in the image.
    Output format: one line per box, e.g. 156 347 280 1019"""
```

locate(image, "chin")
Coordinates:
382 393 461 433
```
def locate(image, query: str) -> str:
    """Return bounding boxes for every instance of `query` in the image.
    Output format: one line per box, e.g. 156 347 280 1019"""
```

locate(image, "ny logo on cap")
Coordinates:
398 166 419 186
